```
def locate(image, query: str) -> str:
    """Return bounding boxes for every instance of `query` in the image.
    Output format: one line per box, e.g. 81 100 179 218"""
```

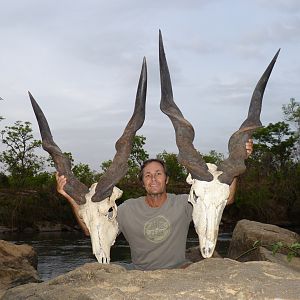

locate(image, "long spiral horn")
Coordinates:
159 30 213 181
30 57 147 204
29 92 89 204
93 58 147 201
217 50 280 184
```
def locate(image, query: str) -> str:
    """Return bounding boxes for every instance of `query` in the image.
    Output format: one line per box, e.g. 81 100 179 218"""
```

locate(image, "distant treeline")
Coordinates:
0 99 299 230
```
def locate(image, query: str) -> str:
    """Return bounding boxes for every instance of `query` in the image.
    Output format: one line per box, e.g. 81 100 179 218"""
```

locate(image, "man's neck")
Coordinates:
145 192 167 208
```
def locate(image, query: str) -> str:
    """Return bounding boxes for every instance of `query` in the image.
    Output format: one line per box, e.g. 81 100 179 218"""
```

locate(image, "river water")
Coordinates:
2 228 232 281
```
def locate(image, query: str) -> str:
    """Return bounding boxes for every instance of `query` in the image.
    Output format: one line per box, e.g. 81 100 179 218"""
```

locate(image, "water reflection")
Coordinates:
2 229 231 281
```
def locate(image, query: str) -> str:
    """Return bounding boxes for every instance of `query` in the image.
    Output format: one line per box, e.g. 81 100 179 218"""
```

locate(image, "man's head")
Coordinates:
139 159 169 196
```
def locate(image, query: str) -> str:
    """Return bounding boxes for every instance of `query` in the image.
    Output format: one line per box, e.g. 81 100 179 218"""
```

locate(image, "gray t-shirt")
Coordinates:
117 193 192 270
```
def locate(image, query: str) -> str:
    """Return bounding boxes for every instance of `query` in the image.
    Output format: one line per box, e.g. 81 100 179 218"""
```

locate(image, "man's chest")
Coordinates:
120 203 188 243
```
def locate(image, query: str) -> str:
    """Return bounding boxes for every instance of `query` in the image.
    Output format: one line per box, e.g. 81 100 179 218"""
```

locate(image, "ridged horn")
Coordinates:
30 57 147 204
29 91 89 205
159 30 213 181
218 49 280 184
92 57 147 201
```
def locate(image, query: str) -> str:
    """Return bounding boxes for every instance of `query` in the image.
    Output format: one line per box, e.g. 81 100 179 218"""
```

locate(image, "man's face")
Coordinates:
142 161 169 196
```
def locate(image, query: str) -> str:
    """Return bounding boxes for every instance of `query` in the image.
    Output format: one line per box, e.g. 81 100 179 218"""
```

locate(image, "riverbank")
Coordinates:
1 228 232 281
2 219 300 299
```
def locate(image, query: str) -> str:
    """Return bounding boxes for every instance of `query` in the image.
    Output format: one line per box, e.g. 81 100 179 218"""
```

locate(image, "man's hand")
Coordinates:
227 138 254 205
246 138 253 158
56 173 66 193
55 172 90 235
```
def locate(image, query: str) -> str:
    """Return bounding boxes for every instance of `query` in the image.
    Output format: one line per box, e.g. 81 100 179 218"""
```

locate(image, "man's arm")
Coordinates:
226 177 237 205
226 138 253 205
56 173 90 236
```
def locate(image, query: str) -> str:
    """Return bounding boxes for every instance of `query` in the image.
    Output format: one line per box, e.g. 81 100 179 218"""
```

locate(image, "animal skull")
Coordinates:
30 57 147 263
79 185 122 263
187 163 230 258
158 30 279 258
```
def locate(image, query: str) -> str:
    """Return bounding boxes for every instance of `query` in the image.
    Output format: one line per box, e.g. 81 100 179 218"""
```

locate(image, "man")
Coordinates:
56 140 253 270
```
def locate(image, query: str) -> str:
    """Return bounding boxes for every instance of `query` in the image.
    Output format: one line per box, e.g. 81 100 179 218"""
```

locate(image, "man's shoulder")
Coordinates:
118 196 145 210
167 193 189 202
167 193 191 211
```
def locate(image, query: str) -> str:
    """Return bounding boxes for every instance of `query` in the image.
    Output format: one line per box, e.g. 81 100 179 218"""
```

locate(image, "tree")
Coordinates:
100 159 112 173
47 152 74 169
129 135 149 165
282 98 300 160
127 135 149 179
100 135 149 181
203 150 225 165
72 163 97 186
0 121 45 186
157 151 187 182
250 121 297 171
235 118 299 223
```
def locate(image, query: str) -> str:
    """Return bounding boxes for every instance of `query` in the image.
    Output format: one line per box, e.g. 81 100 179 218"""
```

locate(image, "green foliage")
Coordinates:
235 240 300 262
47 152 74 168
287 242 300 261
127 135 149 179
157 151 187 182
0 121 45 186
129 135 149 167
0 188 77 230
25 172 55 188
283 98 300 127
203 150 225 165
1 100 300 230
282 98 300 160
118 181 145 201
251 121 296 170
101 135 149 181
72 163 96 186
0 172 9 187
100 159 112 173
270 241 300 262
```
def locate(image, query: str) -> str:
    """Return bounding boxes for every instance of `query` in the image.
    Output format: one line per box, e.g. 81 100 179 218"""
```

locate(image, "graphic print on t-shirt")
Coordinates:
144 215 170 243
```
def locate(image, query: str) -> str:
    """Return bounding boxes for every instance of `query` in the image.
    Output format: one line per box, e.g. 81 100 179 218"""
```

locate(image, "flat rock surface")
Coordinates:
2 258 300 300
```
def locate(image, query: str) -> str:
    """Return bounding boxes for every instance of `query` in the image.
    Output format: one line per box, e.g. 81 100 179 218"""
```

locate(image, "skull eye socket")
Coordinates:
193 190 198 203
106 207 114 220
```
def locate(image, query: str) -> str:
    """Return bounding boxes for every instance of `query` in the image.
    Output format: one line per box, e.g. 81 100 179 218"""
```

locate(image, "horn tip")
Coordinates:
274 49 280 60
28 91 35 102
159 30 163 44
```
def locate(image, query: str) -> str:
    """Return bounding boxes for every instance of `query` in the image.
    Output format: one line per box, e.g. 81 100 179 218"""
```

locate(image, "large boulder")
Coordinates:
227 219 300 261
0 240 41 297
257 246 300 272
2 259 300 299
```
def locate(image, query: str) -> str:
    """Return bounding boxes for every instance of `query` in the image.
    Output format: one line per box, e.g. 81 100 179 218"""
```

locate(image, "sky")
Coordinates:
1 0 300 172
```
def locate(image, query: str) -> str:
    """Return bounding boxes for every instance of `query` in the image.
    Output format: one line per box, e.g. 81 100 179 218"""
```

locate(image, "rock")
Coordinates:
0 226 17 234
35 221 75 232
257 246 300 273
0 240 41 298
227 219 300 261
2 259 300 299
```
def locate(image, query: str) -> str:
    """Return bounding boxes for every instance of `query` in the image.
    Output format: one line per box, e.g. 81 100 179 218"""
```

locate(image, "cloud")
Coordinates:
0 0 299 171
